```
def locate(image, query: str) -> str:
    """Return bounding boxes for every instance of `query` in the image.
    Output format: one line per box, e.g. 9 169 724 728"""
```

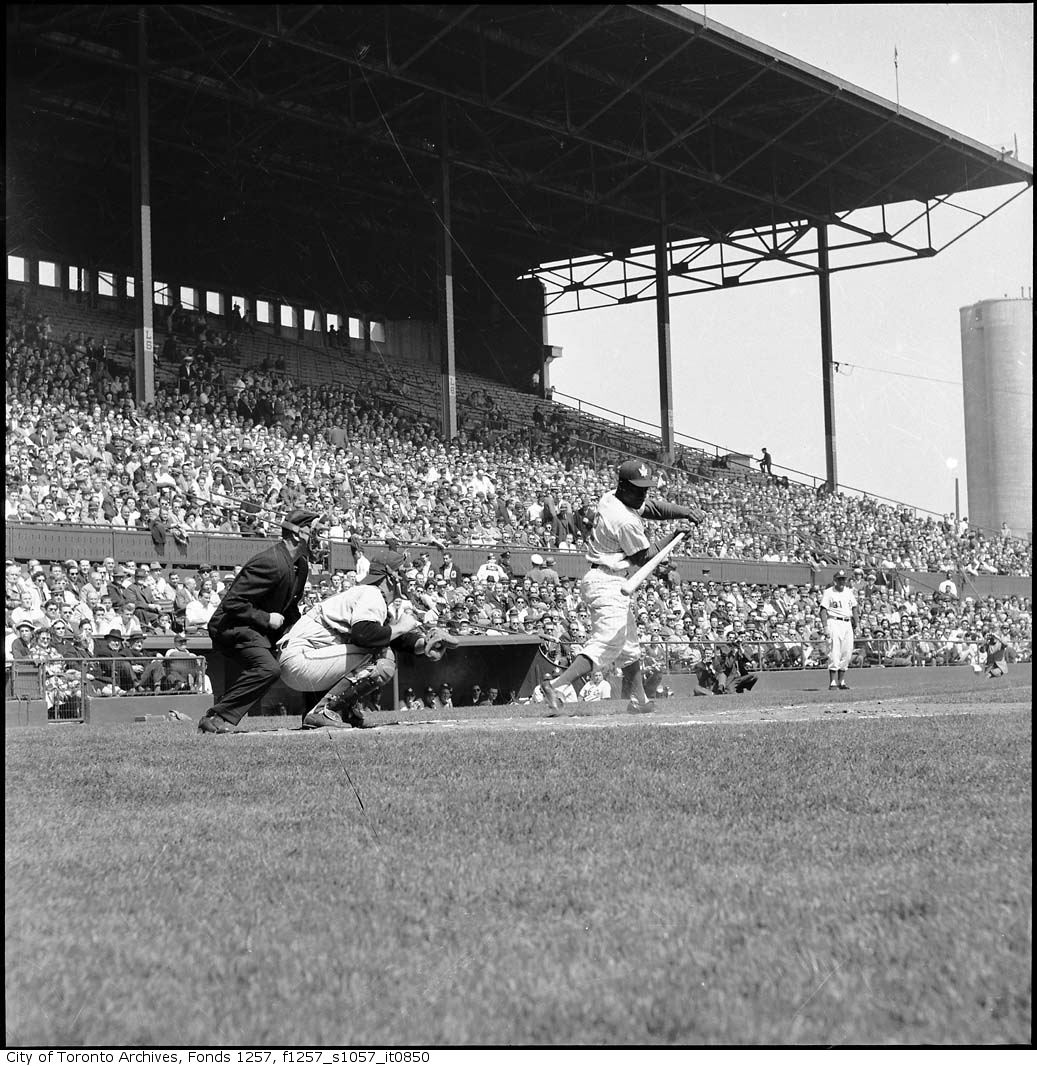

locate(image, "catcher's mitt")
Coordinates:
417 627 460 662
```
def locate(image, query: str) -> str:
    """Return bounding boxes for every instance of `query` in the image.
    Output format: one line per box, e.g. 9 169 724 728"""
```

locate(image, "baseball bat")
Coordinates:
620 533 685 596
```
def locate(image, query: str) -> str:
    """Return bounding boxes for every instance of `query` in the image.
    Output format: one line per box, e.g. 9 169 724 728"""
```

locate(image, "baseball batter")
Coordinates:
542 459 702 715
819 569 859 690
277 550 457 728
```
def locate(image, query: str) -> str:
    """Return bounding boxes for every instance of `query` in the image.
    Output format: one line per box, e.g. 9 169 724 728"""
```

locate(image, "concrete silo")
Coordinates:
959 297 1032 538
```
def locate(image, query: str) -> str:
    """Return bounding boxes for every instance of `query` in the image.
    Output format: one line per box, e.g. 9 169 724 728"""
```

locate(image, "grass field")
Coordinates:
5 691 1031 1048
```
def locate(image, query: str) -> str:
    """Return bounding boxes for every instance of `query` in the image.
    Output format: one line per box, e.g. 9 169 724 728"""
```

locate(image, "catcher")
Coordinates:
277 549 458 729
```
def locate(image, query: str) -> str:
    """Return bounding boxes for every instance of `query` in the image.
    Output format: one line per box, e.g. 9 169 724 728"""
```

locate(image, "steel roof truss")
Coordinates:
490 7 611 108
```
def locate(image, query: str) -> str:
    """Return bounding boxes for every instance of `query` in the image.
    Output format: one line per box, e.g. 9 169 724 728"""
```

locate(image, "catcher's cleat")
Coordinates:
302 703 372 730
542 683 564 715
198 714 238 735
627 700 655 715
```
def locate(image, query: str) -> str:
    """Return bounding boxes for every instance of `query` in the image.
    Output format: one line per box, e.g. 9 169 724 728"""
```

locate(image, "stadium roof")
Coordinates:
6 4 1032 313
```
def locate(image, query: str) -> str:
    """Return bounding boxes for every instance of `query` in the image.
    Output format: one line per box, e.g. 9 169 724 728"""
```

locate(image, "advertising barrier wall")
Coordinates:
5 524 1032 599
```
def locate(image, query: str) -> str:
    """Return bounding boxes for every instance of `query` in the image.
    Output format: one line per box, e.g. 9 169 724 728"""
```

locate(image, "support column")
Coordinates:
436 108 458 439
655 178 674 465
817 224 838 492
130 7 155 405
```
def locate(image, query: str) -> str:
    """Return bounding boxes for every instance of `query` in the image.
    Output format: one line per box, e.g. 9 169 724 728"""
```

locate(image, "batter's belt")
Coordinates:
589 562 630 575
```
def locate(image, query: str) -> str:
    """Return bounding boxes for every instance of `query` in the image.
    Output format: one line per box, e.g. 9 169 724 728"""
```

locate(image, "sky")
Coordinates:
546 4 1033 518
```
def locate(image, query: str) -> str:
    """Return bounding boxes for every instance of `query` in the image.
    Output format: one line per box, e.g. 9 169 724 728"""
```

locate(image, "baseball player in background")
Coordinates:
819 568 859 691
542 459 703 715
277 550 457 729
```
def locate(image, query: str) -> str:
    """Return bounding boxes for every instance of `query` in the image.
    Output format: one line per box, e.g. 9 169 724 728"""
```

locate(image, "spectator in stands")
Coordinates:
164 632 199 691
91 630 137 695
49 619 79 660
112 601 144 640
74 619 98 660
31 627 79 714
11 590 46 632
937 571 959 599
474 553 507 585
10 621 37 661
124 633 151 686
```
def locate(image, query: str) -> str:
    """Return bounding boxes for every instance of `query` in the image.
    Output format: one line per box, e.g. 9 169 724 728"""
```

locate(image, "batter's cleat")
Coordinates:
198 714 238 735
542 683 564 715
838 683 850 691
829 683 838 690
627 700 656 714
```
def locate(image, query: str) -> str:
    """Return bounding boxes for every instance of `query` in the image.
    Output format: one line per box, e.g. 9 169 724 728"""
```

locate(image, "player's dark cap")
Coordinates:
361 550 407 585
833 569 847 579
282 508 321 534
617 459 657 488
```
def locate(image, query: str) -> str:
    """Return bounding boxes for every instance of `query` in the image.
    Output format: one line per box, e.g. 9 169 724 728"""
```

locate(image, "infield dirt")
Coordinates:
229 673 1030 737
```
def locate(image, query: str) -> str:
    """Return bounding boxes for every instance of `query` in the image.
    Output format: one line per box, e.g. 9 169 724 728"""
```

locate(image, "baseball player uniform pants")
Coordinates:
278 638 395 694
827 621 854 671
579 567 641 670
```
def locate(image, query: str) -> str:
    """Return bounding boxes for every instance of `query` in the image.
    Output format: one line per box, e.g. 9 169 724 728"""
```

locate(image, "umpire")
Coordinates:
198 508 321 734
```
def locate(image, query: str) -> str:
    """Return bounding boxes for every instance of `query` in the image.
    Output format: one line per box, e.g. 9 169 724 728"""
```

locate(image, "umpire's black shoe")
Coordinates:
198 714 238 735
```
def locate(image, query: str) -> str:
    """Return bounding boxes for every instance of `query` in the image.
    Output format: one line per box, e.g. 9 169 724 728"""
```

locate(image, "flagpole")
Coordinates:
894 46 900 112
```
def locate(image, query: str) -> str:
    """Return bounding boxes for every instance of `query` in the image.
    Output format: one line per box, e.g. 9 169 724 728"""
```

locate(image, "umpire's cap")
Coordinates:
361 550 408 585
282 508 321 535
617 459 657 488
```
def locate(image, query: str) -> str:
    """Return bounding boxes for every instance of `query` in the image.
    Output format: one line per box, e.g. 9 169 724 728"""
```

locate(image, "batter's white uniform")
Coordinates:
580 491 652 670
277 585 394 692
820 586 858 671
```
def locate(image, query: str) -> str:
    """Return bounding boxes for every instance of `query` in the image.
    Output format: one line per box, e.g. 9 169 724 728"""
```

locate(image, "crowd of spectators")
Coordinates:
4 288 1033 709
6 293 1033 579
5 554 210 715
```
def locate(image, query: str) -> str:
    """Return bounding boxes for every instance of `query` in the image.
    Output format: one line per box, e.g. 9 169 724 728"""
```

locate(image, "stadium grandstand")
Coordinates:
5 5 1031 718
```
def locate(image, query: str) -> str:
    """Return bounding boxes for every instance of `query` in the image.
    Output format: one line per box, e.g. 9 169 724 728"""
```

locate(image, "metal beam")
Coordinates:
656 177 674 463
182 5 875 228
572 29 702 135
437 107 457 440
489 6 611 107
407 4 940 209
817 224 837 491
15 25 694 237
130 7 154 406
393 4 477 74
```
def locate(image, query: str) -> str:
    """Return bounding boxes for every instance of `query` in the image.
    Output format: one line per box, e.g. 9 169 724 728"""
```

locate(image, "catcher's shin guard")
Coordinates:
317 654 396 713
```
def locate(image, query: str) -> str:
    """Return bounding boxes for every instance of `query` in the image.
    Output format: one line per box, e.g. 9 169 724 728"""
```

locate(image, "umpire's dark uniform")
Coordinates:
203 510 317 727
